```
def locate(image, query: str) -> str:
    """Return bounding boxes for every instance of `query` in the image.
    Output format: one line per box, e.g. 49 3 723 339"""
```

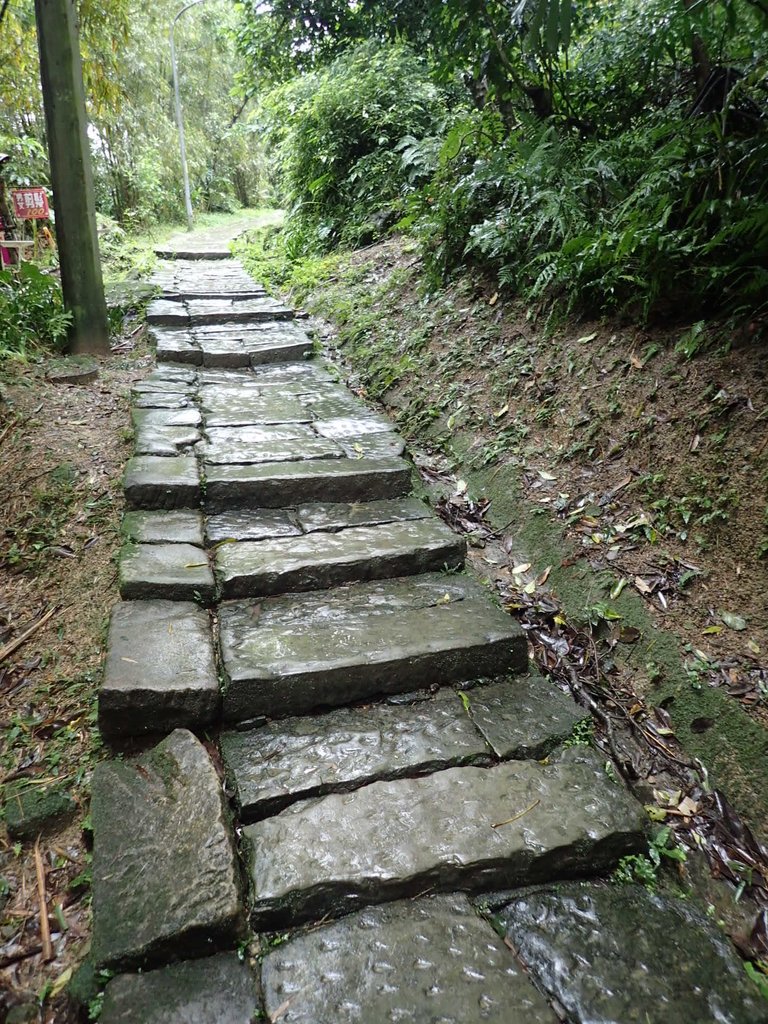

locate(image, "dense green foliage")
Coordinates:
1 0 264 229
0 264 71 360
238 0 768 321
259 44 445 253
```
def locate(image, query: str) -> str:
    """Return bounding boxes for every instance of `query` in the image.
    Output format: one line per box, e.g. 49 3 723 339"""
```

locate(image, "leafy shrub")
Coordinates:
416 108 768 320
258 42 446 254
0 263 72 360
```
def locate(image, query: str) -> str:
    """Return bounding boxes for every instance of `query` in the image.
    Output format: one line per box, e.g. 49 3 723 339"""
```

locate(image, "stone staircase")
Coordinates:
89 245 766 1023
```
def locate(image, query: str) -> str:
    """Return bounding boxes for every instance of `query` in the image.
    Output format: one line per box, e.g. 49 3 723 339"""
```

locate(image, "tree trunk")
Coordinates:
34 0 109 355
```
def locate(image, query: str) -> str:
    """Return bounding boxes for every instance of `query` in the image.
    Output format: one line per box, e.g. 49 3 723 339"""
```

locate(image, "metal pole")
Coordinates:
171 0 208 232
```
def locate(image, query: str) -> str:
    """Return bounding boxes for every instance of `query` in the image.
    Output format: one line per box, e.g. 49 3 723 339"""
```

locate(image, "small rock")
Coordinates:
4 783 75 841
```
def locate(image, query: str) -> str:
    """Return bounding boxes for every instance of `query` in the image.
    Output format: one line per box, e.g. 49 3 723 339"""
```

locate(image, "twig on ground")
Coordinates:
0 944 43 969
34 838 54 962
492 799 541 828
0 606 57 665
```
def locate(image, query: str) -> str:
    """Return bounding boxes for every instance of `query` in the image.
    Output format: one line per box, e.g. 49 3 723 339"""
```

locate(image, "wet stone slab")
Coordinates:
152 327 202 365
199 434 344 466
133 392 196 410
91 729 244 969
205 457 412 511
186 297 294 324
219 573 527 721
132 379 196 397
244 748 646 928
494 882 768 1024
121 510 205 546
313 414 396 438
99 600 218 737
123 456 201 510
206 508 301 544
215 518 466 599
222 689 489 820
197 337 252 368
261 894 555 1024
119 543 215 603
147 298 187 326
337 432 406 459
134 422 200 457
296 497 431 533
246 362 334 392
147 366 198 384
132 407 202 430
101 953 260 1024
466 675 585 759
200 390 312 427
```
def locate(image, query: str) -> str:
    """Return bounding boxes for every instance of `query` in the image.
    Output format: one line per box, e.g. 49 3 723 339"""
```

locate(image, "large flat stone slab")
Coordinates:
296 496 431 533
199 433 343 466
220 573 527 722
119 543 215 602
132 407 202 430
151 327 202 365
99 601 218 737
122 510 205 546
200 389 312 427
187 297 294 324
244 748 646 928
92 729 244 969
221 690 490 820
206 508 301 543
465 675 585 759
101 953 260 1024
205 457 412 511
215 518 466 598
494 882 768 1024
124 456 201 510
261 894 555 1024
134 421 201 456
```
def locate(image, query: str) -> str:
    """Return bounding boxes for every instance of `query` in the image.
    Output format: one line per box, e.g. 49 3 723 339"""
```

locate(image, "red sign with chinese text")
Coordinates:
11 187 50 220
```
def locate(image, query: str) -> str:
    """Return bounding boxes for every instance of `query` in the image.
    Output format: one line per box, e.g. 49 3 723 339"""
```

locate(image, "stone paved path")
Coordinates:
90 244 767 1022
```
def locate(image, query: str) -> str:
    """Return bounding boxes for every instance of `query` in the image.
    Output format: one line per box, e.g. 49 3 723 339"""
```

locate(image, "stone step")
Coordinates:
101 953 260 1024
147 297 294 327
150 324 314 368
118 543 215 603
124 456 201 511
221 677 582 821
215 517 466 598
491 883 767 1024
99 600 219 738
243 748 646 928
92 730 244 970
261 894 557 1024
219 573 527 722
204 457 413 511
154 247 232 260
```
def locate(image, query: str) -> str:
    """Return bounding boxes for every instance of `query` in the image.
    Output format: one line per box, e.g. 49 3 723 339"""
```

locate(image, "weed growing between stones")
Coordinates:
613 826 688 891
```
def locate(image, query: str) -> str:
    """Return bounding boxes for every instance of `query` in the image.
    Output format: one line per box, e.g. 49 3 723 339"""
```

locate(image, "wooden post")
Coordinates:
34 0 109 355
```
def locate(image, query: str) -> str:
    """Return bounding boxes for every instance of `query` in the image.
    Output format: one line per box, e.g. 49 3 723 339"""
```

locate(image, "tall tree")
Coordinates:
34 0 108 354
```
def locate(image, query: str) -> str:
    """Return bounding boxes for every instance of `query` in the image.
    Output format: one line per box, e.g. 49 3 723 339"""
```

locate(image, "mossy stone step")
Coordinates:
99 601 219 737
91 730 244 970
219 573 527 722
100 953 259 1024
261 894 555 1024
244 748 646 928
214 517 466 598
204 457 413 511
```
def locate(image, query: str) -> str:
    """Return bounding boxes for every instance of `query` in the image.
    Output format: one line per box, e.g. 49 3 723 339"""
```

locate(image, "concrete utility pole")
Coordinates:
35 0 109 355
